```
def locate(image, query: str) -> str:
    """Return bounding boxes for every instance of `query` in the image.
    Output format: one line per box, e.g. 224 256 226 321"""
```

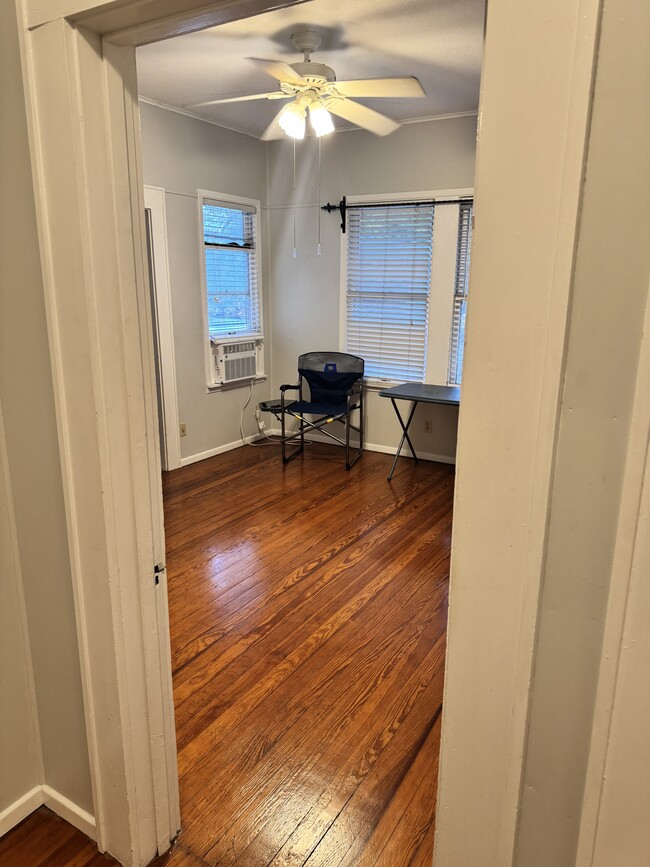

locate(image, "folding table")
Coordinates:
379 383 461 481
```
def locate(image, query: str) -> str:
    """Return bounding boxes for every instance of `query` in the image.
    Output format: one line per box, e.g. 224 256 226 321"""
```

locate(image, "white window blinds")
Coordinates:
448 201 473 385
346 204 434 381
202 197 261 338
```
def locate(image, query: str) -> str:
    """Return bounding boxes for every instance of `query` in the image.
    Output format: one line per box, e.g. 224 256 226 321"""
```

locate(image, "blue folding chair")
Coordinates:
278 352 364 470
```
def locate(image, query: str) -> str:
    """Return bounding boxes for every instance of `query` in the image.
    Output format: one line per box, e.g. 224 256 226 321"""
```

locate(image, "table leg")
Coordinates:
387 399 419 481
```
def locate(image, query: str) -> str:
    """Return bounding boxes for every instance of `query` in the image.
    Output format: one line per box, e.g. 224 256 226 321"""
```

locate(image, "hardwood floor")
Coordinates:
0 444 453 866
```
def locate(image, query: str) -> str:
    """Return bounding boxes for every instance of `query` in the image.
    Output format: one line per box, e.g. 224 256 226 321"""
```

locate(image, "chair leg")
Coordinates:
281 407 287 464
360 389 365 452
345 411 351 470
281 412 306 465
345 397 364 470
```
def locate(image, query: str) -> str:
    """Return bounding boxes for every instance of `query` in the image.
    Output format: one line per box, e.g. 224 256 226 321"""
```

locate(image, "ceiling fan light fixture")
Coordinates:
309 101 335 137
278 102 306 139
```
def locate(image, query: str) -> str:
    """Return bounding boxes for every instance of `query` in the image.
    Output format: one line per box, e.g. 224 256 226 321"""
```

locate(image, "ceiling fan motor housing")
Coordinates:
290 61 336 83
291 29 322 55
289 29 336 83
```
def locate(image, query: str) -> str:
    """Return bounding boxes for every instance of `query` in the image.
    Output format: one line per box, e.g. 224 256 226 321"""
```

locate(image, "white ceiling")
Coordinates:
136 0 485 140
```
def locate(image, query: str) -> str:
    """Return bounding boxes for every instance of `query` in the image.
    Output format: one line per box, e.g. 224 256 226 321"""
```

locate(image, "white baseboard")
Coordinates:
180 431 455 468
0 786 43 838
0 785 96 841
42 785 96 840
268 428 455 465
180 434 263 467
364 440 455 465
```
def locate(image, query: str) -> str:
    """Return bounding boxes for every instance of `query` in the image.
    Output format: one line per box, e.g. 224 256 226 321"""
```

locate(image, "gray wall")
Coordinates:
0 407 41 819
0 0 92 817
266 116 477 461
139 102 274 461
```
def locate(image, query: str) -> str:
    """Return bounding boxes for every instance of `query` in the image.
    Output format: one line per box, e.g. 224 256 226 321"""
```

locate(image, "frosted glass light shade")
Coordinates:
278 103 306 139
309 103 335 137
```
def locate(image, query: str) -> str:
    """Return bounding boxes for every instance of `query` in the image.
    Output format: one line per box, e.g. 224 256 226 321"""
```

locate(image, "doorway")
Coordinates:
17 0 609 864
136 7 478 860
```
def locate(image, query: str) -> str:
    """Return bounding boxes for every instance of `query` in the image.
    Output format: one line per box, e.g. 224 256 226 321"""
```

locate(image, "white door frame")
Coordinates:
15 0 640 865
144 185 181 471
574 283 650 867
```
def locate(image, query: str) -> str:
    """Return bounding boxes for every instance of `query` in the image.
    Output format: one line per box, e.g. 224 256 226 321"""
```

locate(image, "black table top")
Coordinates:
378 383 461 406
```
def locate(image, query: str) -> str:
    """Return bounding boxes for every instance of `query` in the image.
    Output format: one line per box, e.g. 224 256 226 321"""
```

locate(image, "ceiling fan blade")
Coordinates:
260 106 288 141
333 77 426 99
248 58 306 86
325 98 399 136
190 91 289 108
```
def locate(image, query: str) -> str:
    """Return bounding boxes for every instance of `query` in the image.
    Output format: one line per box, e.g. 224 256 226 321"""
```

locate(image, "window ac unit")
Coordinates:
213 339 261 385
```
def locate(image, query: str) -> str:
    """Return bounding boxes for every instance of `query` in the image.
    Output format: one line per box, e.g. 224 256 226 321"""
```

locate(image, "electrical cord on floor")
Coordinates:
239 380 313 449
239 380 281 447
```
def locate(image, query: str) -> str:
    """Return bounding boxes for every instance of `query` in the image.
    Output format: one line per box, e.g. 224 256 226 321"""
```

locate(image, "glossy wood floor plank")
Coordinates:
248 635 446 867
166 458 445 672
186 578 447 860
170 465 450 696
175 505 451 777
0 444 452 866
0 809 116 867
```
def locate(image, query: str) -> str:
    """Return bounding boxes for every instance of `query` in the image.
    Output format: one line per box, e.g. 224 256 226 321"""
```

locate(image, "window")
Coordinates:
343 194 473 385
199 191 264 388
346 203 434 381
200 192 262 340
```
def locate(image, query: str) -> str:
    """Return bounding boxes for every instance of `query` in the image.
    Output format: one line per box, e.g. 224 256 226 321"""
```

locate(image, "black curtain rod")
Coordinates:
320 195 472 233
344 198 472 208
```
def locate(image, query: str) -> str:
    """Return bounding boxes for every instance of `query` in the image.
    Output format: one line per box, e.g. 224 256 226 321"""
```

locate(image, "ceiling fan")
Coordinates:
190 29 426 141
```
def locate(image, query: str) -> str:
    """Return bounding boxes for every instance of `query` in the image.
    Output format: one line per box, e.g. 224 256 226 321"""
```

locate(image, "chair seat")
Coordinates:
286 400 360 417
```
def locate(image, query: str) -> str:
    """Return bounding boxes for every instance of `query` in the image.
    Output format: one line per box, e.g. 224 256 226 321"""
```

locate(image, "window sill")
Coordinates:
364 378 415 392
210 333 264 345
206 375 267 394
364 378 451 392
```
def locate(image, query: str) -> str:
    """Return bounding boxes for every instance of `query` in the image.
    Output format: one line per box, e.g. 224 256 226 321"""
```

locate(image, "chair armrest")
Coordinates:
280 382 301 414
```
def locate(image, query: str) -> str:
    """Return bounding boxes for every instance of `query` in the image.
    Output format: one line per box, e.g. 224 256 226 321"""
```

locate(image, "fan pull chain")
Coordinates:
317 137 322 256
292 139 297 260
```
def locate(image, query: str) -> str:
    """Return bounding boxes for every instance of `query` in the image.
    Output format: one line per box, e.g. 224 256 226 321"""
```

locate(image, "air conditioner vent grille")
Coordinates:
223 341 256 355
213 338 262 385
225 354 257 382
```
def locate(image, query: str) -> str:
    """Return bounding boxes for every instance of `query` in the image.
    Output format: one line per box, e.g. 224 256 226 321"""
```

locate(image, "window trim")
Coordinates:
339 188 474 388
197 189 265 389
448 199 474 386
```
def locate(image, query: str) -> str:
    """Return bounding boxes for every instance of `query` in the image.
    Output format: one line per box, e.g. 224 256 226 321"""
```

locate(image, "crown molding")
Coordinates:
402 110 478 124
138 96 260 138
138 96 478 140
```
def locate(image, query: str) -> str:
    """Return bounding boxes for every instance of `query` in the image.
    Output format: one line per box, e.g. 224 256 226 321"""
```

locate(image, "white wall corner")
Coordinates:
42 785 96 840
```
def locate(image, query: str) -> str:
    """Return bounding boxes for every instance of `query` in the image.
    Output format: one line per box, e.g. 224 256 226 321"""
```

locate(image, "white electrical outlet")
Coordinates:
180 423 187 437
424 420 432 433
